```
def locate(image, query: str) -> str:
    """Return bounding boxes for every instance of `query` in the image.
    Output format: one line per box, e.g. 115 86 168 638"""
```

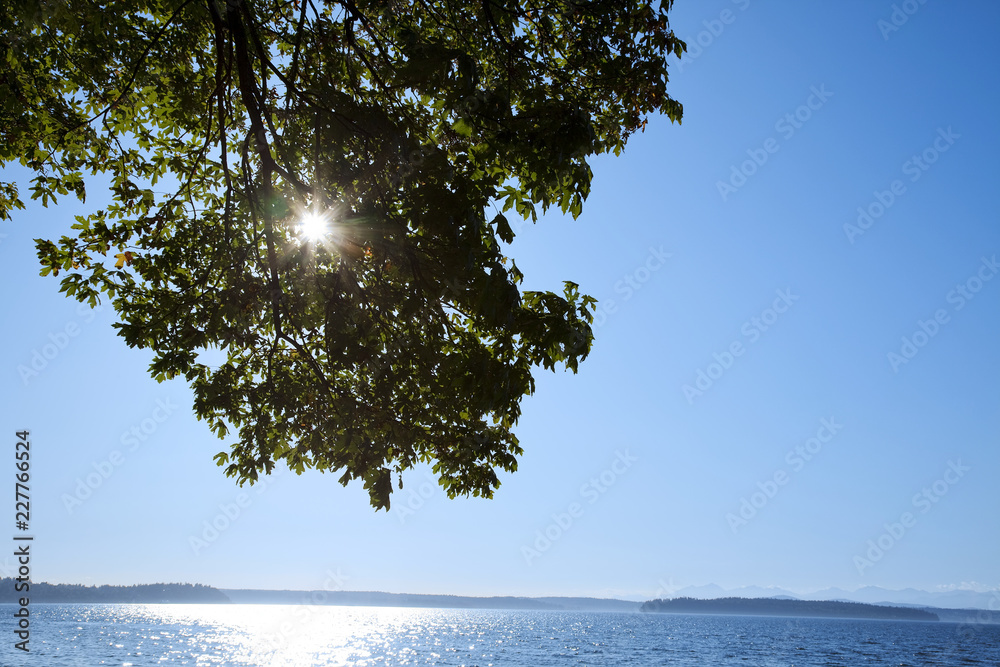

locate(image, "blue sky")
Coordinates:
1 0 998 600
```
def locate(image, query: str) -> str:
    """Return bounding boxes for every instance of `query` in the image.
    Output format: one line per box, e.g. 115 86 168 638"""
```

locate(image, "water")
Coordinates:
1 603 998 666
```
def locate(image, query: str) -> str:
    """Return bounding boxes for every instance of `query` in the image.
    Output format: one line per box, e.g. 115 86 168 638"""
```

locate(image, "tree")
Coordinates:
0 0 684 509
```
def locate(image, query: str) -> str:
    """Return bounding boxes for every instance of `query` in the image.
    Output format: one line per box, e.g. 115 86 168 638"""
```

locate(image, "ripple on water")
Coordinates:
1 604 999 666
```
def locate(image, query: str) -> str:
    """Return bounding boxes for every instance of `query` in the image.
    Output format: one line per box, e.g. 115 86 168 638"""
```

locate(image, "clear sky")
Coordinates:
1 1 998 600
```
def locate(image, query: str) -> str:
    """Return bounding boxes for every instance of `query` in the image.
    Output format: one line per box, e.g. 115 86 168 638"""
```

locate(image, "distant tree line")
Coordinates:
640 597 938 621
0 578 230 604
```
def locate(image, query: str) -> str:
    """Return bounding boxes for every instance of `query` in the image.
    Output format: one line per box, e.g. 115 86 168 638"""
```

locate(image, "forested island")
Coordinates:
641 597 938 621
0 578 230 604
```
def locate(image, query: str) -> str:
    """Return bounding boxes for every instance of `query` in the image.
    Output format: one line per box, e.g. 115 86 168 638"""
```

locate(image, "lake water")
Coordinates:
1 603 998 665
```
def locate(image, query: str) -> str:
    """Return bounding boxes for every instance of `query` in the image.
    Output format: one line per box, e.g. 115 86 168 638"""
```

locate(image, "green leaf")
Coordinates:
452 117 473 137
493 213 514 244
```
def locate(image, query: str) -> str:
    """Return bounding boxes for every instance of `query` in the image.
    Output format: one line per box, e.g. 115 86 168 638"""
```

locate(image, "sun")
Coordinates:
297 211 330 242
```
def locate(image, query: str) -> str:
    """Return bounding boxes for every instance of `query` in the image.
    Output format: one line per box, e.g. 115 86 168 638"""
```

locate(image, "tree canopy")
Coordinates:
0 0 684 509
